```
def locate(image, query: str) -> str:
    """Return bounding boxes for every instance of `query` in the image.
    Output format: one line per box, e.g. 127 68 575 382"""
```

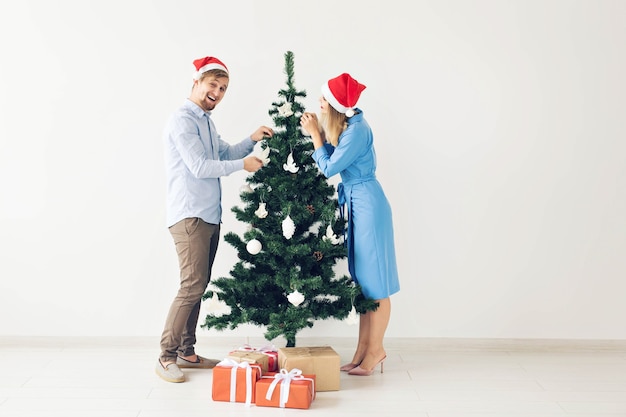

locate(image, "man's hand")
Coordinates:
251 126 274 142
243 156 264 172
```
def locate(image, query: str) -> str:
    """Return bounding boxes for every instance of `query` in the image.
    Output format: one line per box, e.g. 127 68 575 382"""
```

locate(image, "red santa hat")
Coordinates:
321 73 366 117
192 56 228 80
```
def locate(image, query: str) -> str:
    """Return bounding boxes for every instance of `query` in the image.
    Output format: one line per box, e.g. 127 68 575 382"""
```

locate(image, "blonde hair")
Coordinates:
321 105 347 146
199 68 229 81
192 69 229 91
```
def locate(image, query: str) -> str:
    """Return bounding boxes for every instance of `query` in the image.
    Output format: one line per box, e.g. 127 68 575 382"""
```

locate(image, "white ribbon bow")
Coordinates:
265 368 306 408
237 343 277 354
216 358 257 406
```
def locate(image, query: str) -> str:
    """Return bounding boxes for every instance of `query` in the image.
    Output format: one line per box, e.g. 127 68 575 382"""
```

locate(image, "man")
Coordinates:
157 56 273 383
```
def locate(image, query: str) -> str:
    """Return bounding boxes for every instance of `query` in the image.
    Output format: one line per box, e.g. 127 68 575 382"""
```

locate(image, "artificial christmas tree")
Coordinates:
201 51 376 347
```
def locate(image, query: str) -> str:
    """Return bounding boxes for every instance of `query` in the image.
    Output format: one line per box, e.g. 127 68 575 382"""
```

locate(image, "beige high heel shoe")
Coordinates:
347 356 386 376
340 362 361 372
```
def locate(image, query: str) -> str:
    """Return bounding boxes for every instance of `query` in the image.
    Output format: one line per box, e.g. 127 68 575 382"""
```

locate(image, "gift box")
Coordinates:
255 369 315 409
277 346 340 391
211 359 262 406
230 344 279 372
227 350 270 373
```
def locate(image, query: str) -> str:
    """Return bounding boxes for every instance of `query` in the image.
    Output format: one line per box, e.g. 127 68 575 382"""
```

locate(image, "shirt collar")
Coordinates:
184 98 212 118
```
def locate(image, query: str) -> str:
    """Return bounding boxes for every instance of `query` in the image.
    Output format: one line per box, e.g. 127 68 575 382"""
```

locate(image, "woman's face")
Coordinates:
319 95 330 114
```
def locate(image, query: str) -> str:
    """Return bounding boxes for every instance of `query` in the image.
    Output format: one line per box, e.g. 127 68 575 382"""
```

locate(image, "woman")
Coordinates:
300 73 400 376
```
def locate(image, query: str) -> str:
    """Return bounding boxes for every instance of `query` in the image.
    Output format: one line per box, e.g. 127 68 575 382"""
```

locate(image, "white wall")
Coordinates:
1 0 624 341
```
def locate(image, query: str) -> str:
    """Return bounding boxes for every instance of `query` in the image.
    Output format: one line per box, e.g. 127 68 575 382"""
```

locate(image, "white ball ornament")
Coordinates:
246 239 262 255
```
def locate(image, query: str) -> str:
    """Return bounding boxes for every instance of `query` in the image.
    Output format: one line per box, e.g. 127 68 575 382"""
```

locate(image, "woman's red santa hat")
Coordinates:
192 56 228 80
321 73 366 117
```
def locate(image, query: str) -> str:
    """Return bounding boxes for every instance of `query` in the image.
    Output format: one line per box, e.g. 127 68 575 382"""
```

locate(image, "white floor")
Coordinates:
1 336 626 417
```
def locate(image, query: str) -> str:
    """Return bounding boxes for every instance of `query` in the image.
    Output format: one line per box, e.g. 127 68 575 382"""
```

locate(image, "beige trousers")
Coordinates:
159 218 220 362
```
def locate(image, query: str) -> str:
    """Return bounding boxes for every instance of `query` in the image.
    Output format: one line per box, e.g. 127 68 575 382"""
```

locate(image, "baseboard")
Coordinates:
1 336 626 352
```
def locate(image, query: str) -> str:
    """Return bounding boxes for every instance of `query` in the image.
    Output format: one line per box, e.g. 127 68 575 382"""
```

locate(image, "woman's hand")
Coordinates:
300 112 319 135
300 112 325 149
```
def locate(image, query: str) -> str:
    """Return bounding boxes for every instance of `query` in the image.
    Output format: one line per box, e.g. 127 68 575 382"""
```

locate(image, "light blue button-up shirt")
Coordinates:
164 99 256 227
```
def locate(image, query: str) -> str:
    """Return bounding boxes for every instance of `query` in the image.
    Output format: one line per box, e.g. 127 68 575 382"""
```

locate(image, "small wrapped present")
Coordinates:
227 350 270 373
255 368 315 409
230 344 279 372
278 346 340 391
211 359 262 406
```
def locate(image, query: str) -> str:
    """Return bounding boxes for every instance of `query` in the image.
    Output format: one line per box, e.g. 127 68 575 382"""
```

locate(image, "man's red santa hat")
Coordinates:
192 56 228 80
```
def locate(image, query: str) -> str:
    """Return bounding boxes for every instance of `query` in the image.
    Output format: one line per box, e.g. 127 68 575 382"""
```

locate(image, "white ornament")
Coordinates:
346 305 358 325
283 152 300 173
277 102 294 117
254 202 268 218
204 293 232 317
246 239 262 255
256 146 271 166
239 184 253 194
300 126 311 137
282 215 295 239
287 289 305 307
322 225 342 245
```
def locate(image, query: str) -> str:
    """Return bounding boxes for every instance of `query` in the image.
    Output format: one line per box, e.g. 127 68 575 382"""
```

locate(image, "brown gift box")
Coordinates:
255 371 316 409
227 350 270 373
230 345 279 372
277 346 340 391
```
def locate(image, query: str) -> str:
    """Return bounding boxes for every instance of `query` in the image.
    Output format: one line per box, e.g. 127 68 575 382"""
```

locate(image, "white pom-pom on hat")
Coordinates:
321 73 366 117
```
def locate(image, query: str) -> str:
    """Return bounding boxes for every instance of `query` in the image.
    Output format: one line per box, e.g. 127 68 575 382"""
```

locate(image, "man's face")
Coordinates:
192 75 229 112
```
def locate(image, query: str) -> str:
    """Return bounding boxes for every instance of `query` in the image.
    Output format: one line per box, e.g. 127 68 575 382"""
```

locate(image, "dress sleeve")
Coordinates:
312 126 365 178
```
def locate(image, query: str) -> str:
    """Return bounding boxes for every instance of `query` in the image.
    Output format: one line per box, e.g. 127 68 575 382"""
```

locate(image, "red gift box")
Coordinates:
255 369 316 409
211 359 262 406
231 344 279 372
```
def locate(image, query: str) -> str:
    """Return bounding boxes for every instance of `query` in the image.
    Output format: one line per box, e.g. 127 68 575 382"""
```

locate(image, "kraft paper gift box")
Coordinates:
230 344 279 372
227 350 270 373
255 369 316 409
211 359 262 406
277 346 340 391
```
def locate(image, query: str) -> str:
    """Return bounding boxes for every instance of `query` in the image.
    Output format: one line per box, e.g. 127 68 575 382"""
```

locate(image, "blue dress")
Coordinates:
312 110 400 300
